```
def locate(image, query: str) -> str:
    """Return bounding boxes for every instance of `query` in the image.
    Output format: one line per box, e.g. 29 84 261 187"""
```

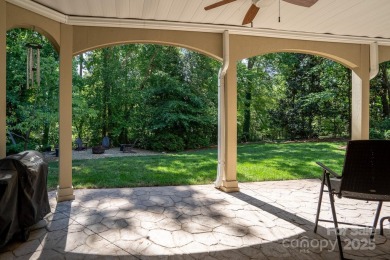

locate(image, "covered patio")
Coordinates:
2 0 390 200
2 1 390 259
1 180 389 259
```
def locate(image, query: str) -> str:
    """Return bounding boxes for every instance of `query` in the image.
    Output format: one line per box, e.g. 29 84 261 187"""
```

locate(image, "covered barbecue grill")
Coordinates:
0 151 50 248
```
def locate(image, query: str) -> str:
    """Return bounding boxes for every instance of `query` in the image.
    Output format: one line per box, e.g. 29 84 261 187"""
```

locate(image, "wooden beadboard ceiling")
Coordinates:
31 0 390 40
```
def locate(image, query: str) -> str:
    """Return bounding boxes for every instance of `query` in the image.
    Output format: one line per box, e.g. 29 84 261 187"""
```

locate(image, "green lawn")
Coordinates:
47 141 347 190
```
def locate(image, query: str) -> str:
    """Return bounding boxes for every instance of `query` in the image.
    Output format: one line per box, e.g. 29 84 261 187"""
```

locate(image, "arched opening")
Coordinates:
48 43 223 189
73 44 220 150
5 28 59 156
236 52 352 182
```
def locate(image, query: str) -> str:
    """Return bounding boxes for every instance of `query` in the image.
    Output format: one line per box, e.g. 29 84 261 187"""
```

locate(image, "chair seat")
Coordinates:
342 191 390 201
327 178 390 201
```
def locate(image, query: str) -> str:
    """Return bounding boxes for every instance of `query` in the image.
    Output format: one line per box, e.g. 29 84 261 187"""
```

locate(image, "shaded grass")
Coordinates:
47 141 346 190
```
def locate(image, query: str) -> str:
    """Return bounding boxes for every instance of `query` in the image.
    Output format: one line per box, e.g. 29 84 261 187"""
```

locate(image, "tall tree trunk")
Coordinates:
24 129 31 151
107 82 112 137
42 124 50 148
243 58 255 142
42 76 54 147
102 49 109 137
7 130 17 145
76 122 83 139
79 54 83 77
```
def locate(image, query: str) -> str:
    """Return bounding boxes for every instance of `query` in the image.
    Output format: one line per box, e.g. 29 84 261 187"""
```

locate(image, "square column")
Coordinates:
351 45 370 140
351 72 369 140
220 63 239 192
0 0 6 158
57 24 75 202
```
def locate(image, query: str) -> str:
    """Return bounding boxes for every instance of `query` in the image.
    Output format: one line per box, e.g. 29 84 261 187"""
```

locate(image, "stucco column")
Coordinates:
220 62 239 192
351 45 370 140
0 0 6 159
57 24 75 202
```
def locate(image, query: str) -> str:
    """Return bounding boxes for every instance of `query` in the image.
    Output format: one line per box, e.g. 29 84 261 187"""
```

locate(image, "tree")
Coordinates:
369 61 390 139
77 44 219 150
268 53 351 139
237 55 278 141
6 29 59 153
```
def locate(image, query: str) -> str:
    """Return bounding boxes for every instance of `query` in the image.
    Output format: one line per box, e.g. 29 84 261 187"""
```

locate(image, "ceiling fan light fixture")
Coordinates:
204 0 319 26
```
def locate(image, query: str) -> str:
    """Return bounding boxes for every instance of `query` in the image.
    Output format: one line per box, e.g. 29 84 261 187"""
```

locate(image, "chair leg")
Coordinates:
370 201 383 239
314 171 326 233
325 173 344 260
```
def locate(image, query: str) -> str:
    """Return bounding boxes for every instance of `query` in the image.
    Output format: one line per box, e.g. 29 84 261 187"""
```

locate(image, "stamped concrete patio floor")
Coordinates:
1 180 390 259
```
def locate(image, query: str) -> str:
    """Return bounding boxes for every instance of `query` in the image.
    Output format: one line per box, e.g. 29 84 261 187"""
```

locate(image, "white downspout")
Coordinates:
215 30 229 188
370 42 379 80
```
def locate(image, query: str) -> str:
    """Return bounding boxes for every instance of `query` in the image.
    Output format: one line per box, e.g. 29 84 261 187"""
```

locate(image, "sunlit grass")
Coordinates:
47 141 346 190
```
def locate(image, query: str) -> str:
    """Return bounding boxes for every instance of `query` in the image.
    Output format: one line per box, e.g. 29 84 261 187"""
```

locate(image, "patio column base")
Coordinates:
219 180 240 192
56 186 75 202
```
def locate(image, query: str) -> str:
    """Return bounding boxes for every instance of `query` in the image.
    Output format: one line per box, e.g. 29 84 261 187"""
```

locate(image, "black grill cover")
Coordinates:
0 151 50 248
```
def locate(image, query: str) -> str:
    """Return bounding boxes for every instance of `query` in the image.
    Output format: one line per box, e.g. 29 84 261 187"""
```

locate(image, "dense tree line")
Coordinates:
5 29 390 154
73 44 219 151
266 54 351 140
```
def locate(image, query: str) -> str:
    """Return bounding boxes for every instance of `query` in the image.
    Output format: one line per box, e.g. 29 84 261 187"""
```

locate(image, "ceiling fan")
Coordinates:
204 0 318 25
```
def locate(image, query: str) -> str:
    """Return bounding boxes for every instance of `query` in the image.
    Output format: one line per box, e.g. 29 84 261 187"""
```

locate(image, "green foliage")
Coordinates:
237 56 279 141
370 117 390 139
370 63 390 138
7 28 390 154
384 130 390 140
6 28 59 151
140 71 215 151
267 53 351 140
148 133 185 152
370 129 384 139
6 143 25 155
77 44 219 151
6 142 37 156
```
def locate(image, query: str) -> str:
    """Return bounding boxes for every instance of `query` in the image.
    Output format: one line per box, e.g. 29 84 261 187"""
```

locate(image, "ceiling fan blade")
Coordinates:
282 0 318 7
204 0 237 10
242 4 260 25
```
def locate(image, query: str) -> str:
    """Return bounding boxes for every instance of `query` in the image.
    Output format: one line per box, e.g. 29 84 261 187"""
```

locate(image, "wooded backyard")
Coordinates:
6 29 390 154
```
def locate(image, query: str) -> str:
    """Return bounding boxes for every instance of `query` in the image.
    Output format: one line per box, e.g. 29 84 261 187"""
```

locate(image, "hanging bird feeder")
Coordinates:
25 42 42 89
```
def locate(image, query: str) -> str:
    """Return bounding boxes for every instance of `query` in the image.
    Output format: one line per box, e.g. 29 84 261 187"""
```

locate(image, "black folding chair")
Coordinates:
314 140 390 260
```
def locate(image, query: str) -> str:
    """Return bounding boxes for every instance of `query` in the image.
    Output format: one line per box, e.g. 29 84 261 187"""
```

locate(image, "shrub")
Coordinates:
6 142 36 156
369 128 384 139
148 133 185 152
384 130 390 140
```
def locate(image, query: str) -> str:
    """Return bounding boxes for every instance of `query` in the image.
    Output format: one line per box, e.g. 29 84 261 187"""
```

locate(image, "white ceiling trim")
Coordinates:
7 0 390 46
8 0 67 24
68 16 390 46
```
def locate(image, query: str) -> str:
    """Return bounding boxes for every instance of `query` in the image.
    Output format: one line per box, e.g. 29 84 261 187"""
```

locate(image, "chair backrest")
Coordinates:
75 138 83 148
102 136 110 148
340 140 390 197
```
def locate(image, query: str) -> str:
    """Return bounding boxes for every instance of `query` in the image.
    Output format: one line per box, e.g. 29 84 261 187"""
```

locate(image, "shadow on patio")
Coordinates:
1 180 389 259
